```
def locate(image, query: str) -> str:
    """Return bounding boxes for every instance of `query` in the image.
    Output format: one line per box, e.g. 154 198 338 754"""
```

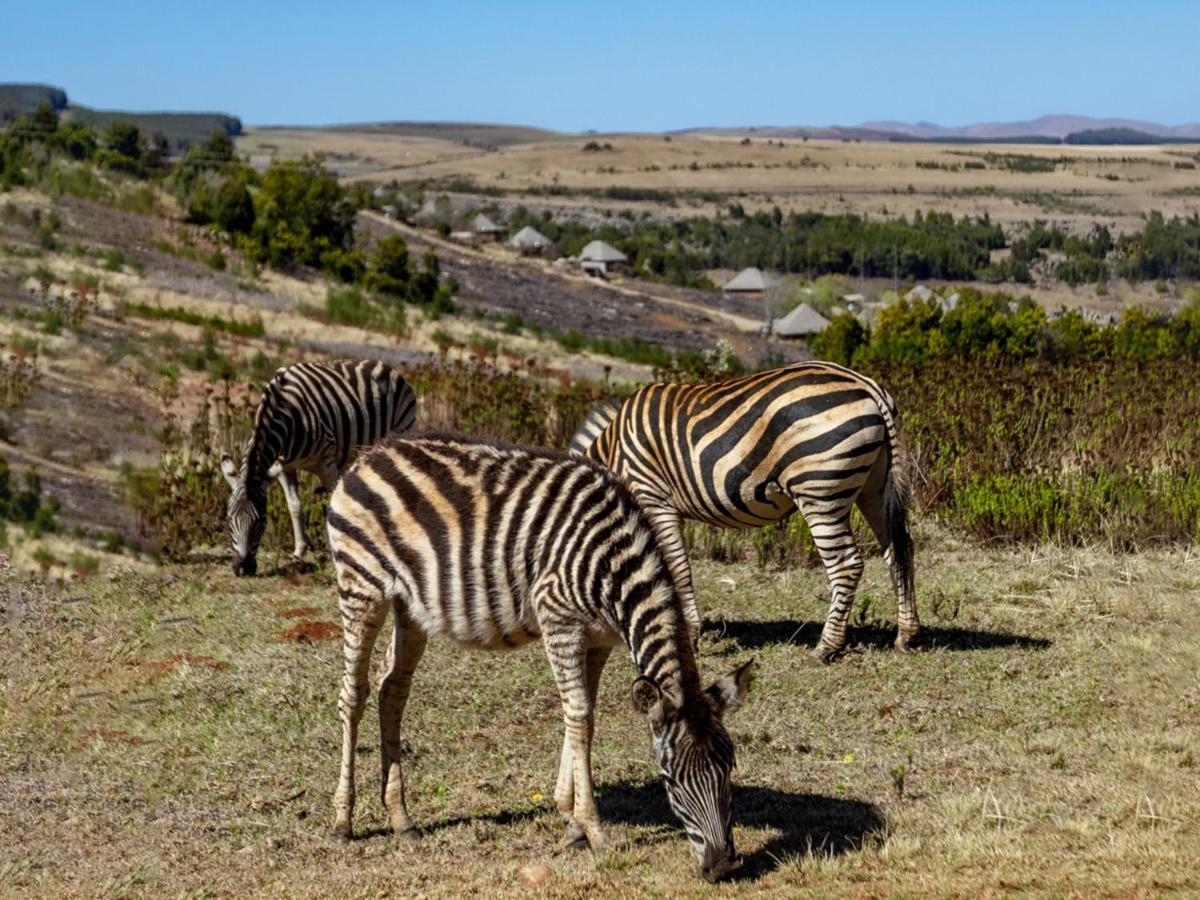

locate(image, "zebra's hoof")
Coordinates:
561 828 589 852
332 822 352 843
394 825 420 844
894 629 922 653
808 645 840 665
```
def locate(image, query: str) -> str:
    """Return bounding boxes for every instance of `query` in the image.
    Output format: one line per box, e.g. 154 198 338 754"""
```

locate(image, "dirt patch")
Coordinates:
278 606 321 619
143 654 231 680
280 620 340 642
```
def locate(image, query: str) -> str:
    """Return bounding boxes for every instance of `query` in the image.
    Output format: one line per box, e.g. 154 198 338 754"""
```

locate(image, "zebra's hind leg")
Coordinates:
638 498 701 648
379 604 427 841
333 576 389 841
856 458 921 651
795 496 864 664
556 645 613 850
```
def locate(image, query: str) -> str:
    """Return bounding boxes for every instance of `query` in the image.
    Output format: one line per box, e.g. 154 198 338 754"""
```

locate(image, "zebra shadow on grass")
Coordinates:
701 618 1052 653
597 778 885 880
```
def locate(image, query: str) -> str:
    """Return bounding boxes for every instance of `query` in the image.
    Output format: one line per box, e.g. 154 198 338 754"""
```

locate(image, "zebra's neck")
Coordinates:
242 382 289 485
612 578 702 704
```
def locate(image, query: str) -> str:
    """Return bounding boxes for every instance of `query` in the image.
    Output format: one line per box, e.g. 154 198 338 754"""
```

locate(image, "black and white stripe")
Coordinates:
570 361 918 663
326 434 753 881
221 360 416 576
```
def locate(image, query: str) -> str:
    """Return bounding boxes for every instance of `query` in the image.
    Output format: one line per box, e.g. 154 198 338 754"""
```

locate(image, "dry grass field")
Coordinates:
237 128 487 181
241 128 1200 234
3 533 1198 897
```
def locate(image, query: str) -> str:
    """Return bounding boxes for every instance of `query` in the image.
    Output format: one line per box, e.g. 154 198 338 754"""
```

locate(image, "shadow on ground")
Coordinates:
703 618 1051 653
355 805 542 841
599 778 885 880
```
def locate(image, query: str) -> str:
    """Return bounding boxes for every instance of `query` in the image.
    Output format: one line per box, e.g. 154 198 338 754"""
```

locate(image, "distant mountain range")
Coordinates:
4 82 1197 146
678 115 1200 143
856 115 1200 140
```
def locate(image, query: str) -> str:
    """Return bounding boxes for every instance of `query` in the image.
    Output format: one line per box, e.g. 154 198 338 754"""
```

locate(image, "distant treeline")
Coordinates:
810 287 1200 369
0 83 240 150
498 202 1200 288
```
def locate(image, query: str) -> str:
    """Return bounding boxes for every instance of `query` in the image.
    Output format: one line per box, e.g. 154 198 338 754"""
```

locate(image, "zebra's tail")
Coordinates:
883 420 915 604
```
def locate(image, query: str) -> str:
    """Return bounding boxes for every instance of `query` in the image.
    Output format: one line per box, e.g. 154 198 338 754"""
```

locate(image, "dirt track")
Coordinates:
357 213 801 367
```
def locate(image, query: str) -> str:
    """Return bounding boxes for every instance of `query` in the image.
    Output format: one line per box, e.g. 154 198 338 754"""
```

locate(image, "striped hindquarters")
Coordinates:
579 361 902 528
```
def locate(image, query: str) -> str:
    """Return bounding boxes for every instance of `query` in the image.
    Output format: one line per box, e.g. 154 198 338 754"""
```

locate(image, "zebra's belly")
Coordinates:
674 479 795 529
402 588 545 650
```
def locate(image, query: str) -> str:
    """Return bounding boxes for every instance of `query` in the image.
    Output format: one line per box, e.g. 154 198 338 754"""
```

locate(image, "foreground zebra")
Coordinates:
221 360 416 576
569 361 918 663
327 434 754 882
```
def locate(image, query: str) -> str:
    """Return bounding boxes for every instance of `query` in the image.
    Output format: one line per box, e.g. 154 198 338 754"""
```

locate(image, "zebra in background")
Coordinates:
220 360 416 576
569 361 918 664
327 434 754 882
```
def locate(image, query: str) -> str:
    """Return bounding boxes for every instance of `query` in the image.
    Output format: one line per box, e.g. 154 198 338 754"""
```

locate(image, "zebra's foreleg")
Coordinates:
545 624 608 853
378 605 427 840
275 467 308 560
557 644 613 850
796 498 864 664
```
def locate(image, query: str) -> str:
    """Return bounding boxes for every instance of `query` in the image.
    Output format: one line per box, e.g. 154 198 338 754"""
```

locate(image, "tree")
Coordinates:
368 235 411 296
211 169 255 234
810 313 866 366
249 155 355 269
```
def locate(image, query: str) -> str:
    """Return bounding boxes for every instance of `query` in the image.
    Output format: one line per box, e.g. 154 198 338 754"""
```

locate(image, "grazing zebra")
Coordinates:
220 360 416 576
327 434 754 882
569 361 918 664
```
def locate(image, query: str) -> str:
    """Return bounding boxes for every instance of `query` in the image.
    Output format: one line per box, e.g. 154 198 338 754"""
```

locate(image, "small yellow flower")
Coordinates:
531 792 544 802
843 753 856 763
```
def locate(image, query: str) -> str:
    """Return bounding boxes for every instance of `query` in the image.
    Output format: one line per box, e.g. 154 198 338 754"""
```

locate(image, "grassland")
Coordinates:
3 532 1198 896
247 129 1200 234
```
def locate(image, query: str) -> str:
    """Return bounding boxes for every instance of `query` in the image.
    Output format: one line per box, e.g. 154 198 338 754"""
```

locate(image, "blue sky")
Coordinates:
3 1 1197 130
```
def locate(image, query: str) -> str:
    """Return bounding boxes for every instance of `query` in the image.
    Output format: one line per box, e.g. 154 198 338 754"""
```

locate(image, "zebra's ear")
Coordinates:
220 455 238 489
266 460 283 480
631 676 675 726
706 659 756 719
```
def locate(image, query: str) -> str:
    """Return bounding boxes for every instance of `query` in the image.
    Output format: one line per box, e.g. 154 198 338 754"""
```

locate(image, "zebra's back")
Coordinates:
327 434 682 663
254 360 417 473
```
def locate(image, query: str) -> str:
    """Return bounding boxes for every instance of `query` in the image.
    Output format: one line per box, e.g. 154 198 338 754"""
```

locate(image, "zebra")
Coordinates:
568 361 918 664
220 360 416 577
327 434 754 882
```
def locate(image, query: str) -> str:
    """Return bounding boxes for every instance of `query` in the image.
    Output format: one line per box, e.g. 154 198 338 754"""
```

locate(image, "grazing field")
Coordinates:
3 535 1198 896
247 128 1200 234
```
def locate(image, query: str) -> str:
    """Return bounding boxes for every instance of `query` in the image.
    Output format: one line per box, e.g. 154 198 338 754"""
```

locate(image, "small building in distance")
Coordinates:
723 267 779 297
579 240 628 278
773 302 830 339
905 284 934 303
509 225 553 256
471 213 504 242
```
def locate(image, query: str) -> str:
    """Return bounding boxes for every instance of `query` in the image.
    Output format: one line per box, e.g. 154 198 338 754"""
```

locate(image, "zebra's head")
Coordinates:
631 659 754 882
221 454 276 576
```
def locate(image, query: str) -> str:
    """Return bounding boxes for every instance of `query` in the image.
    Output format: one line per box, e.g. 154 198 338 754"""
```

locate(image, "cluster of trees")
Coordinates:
810 288 1200 367
2 104 456 311
1 102 169 187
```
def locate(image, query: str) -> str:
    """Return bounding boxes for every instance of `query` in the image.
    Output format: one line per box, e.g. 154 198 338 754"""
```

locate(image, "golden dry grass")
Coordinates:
255 129 1200 234
3 532 1198 897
